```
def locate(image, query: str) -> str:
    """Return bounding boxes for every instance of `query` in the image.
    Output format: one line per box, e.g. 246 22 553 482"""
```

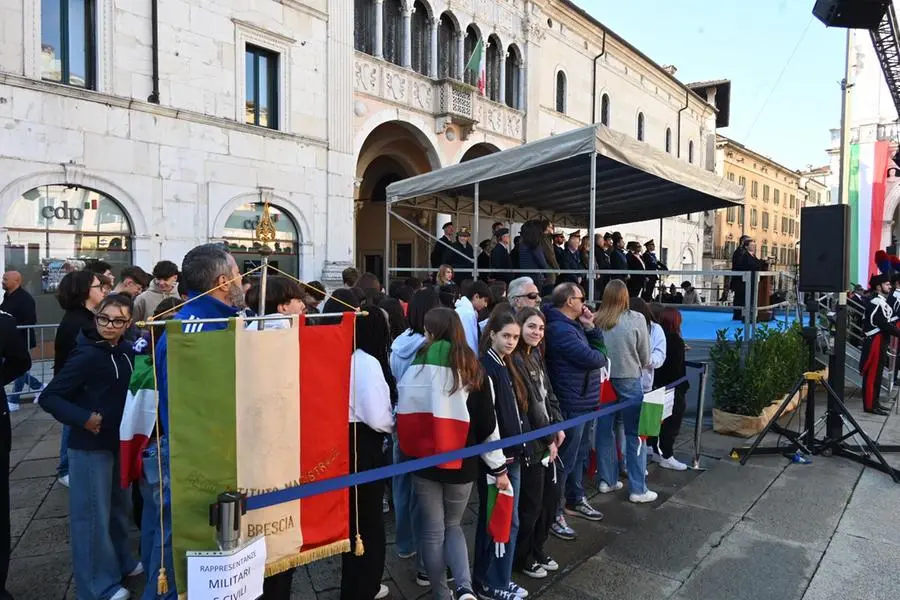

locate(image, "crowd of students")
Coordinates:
2 242 692 600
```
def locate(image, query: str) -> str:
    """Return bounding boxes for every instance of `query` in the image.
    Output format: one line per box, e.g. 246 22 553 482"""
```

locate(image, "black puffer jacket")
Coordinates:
513 346 563 462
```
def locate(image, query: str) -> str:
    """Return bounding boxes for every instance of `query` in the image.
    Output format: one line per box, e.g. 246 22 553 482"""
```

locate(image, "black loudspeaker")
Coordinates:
813 0 890 29
799 204 850 293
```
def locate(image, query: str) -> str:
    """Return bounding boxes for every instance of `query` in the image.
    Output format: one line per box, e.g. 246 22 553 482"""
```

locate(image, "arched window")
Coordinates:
505 44 522 108
636 112 645 141
464 25 480 87
383 0 403 66
410 1 430 75
353 0 375 54
223 202 301 278
688 140 695 164
486 35 502 102
4 185 133 323
665 127 672 153
437 13 458 79
555 70 566 113
600 93 610 126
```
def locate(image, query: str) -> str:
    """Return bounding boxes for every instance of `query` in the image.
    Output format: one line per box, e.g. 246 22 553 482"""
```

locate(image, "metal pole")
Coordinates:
829 29 853 441
743 272 752 338
385 196 391 290
588 151 598 304
257 253 269 330
473 183 480 280
692 363 709 470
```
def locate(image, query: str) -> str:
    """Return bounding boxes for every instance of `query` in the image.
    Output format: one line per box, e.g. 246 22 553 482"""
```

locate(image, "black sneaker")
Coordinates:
535 551 559 572
416 570 455 587
520 560 548 579
456 587 478 600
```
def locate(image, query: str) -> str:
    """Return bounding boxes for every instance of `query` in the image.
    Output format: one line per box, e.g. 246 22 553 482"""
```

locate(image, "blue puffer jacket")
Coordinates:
544 306 608 415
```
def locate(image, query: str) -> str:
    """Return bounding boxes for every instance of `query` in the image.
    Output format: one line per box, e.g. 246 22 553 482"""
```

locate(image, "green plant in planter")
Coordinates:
710 323 806 416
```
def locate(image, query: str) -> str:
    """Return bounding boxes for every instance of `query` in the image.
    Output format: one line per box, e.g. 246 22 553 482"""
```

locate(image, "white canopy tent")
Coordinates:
384 124 744 300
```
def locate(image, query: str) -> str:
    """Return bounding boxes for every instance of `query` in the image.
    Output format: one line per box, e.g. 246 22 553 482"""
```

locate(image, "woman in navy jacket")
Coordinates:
40 294 140 600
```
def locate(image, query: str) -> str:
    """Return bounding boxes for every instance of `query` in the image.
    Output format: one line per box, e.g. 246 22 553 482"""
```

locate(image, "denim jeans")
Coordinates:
68 448 138 600
11 371 41 397
57 425 71 478
596 378 647 494
558 412 594 506
474 461 521 592
140 436 177 600
392 435 425 571
412 476 474 600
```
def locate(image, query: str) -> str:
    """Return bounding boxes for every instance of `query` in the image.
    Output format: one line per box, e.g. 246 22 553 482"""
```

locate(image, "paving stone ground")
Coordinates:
6 386 900 600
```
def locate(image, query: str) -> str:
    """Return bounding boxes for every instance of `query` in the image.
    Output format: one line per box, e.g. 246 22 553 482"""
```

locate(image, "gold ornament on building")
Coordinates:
256 199 277 246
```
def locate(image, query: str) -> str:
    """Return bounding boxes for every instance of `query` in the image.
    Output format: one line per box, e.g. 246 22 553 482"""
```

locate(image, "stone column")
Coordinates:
429 18 439 77
456 31 465 80
517 62 525 110
401 4 413 69
374 0 384 59
498 49 507 104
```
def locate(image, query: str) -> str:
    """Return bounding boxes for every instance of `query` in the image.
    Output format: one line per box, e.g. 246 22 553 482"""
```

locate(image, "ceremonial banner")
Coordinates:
166 315 355 591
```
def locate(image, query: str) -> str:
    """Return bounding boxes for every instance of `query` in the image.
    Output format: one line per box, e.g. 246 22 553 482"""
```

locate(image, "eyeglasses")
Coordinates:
514 292 540 301
96 314 129 328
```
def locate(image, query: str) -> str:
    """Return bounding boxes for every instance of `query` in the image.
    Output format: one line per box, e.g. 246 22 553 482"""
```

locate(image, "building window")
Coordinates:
782 216 788 232
738 207 744 225
505 44 522 108
410 1 430 76
726 207 736 223
636 112 645 141
688 140 695 163
464 25 479 86
727 172 735 182
437 13 458 79
41 0 97 89
486 34 502 102
555 70 567 113
762 211 769 230
763 184 770 202
773 189 780 205
383 0 403 66
600 93 610 126
751 180 758 198
665 128 672 153
750 208 758 227
245 45 279 129
761 243 768 259
354 0 375 54
738 175 746 189
789 194 796 209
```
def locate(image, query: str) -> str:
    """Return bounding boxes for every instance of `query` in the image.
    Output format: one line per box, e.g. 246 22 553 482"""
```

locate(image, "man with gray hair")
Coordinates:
507 276 541 312
141 243 245 600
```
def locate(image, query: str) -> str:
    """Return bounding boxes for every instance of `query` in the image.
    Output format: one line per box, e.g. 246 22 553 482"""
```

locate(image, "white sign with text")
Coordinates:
187 537 266 600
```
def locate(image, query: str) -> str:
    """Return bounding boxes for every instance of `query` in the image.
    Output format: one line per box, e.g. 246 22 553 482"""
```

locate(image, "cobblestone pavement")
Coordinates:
7 390 900 600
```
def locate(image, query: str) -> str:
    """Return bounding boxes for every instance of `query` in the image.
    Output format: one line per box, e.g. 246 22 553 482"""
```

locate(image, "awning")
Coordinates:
386 124 744 227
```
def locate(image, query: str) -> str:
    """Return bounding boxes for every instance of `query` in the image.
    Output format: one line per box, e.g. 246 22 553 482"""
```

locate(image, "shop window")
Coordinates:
222 202 301 279
245 44 279 129
41 0 97 89
4 185 132 323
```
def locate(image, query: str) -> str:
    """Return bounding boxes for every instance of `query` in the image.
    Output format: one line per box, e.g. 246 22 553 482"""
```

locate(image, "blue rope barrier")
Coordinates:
245 372 695 510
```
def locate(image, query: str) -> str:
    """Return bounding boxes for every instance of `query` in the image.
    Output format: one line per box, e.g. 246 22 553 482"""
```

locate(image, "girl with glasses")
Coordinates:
40 294 140 600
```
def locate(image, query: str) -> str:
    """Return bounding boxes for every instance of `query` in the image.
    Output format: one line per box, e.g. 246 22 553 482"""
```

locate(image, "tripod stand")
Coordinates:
732 297 900 483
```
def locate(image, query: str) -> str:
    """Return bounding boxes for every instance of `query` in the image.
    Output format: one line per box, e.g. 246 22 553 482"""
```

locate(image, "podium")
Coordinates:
756 270 773 322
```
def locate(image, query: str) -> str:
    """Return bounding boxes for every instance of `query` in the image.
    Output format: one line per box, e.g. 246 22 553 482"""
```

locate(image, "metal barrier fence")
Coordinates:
5 324 58 401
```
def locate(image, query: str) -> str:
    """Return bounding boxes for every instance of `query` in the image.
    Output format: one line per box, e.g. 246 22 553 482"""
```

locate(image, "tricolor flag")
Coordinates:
165 314 355 590
637 387 666 443
119 352 157 488
465 38 486 96
848 140 891 285
485 474 514 557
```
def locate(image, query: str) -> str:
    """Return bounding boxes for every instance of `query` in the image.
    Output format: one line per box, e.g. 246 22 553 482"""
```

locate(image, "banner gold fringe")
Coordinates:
264 539 352 577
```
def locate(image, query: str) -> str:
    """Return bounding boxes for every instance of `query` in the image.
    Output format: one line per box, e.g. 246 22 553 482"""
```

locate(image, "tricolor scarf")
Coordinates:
397 340 470 469
119 352 156 488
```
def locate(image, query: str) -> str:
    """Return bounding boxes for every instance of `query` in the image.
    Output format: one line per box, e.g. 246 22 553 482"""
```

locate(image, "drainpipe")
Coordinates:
676 89 689 158
148 0 161 104
590 30 607 123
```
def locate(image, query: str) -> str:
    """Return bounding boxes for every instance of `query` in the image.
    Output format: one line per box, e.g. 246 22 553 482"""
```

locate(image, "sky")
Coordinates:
578 0 847 170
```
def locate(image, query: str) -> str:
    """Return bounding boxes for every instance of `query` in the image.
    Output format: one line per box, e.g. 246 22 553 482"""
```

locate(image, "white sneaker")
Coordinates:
629 490 658 504
110 588 131 600
127 562 144 577
7 402 19 413
648 449 662 464
57 474 70 488
597 480 623 494
374 583 389 599
658 456 688 471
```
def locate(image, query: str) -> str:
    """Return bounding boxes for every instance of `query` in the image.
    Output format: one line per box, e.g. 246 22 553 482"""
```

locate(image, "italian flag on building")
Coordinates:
848 140 892 285
466 39 486 96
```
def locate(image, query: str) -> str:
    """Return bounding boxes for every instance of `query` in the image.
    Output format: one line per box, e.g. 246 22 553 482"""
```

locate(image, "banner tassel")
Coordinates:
157 567 169 595
354 532 365 556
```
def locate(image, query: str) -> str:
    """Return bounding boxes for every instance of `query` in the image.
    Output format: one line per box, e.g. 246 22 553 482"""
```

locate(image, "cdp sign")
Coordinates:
41 201 84 224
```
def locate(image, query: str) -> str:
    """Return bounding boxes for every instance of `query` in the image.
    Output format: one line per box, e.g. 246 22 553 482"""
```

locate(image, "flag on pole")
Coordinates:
465 38 486 96
165 314 355 590
119 351 157 488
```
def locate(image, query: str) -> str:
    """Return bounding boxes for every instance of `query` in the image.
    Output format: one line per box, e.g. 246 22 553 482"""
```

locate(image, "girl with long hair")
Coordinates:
475 312 532 600
648 307 690 471
435 264 455 288
398 308 508 600
593 280 657 503
510 308 565 580
518 220 550 290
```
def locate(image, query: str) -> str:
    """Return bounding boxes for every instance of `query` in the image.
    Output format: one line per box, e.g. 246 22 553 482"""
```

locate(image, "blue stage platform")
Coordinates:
680 307 799 342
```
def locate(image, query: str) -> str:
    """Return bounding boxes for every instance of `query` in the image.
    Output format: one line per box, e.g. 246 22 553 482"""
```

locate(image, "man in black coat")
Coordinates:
610 231 629 281
730 235 751 320
625 241 647 297
0 309 31 600
641 240 667 302
595 233 613 299
490 228 512 283
1 272 40 407
445 227 475 280
431 222 455 270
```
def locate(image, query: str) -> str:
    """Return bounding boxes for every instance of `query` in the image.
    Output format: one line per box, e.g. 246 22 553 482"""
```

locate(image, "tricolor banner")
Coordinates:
120 353 157 488
848 140 891 285
165 314 355 590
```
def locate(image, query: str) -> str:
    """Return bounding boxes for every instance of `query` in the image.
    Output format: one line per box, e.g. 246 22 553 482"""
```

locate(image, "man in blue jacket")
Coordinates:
544 282 608 538
142 243 245 600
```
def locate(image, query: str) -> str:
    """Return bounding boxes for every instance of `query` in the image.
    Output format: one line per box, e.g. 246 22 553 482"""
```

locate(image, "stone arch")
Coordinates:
456 141 502 164
353 110 442 173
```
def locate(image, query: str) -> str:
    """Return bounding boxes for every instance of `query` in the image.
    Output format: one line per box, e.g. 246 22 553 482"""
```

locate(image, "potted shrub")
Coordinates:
710 323 823 437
